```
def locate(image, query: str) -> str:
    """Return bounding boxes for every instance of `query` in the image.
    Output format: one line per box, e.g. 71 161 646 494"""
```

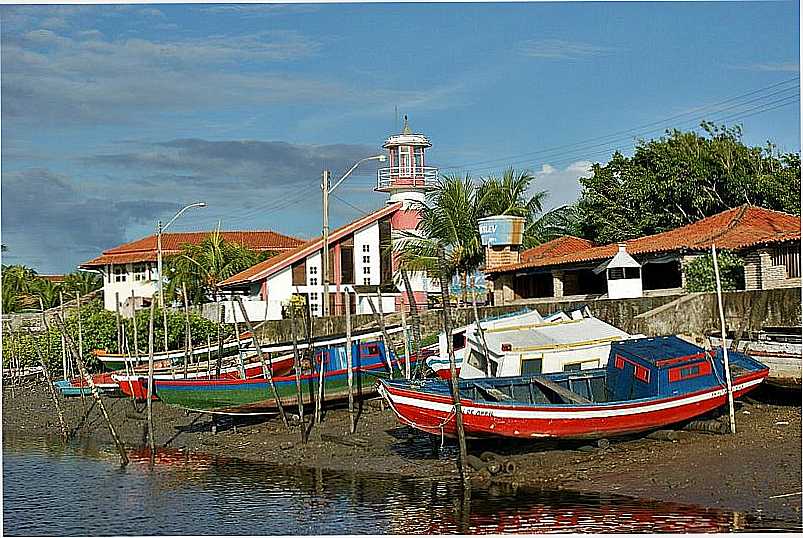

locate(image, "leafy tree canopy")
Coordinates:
1 265 102 313
576 122 801 244
684 251 745 292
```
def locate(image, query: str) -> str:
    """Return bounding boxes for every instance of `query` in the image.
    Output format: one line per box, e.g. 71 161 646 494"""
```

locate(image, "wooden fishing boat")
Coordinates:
93 332 253 370
155 339 416 415
54 372 120 396
378 336 769 440
113 353 295 400
426 306 639 380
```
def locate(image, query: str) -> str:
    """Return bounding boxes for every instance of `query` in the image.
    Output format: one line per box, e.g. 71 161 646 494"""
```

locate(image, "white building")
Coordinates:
80 231 303 311
217 117 441 321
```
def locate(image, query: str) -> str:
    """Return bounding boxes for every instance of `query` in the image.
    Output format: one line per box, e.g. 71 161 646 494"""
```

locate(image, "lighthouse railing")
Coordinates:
376 166 439 190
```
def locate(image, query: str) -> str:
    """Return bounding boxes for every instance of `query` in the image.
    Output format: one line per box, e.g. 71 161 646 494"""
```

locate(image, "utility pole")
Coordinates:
321 169 331 317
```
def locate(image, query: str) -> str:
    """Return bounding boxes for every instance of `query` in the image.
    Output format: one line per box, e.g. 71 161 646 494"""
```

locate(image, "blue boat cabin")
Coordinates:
312 339 391 373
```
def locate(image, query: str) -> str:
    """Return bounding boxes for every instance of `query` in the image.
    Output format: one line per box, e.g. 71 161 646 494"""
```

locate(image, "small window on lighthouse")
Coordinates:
399 146 412 177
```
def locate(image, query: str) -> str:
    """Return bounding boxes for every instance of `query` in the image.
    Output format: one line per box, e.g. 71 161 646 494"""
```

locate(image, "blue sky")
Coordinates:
2 1 800 273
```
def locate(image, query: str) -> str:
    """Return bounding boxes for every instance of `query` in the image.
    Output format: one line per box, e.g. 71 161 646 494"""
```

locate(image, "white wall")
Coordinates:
354 223 380 287
101 262 158 311
356 294 396 316
607 277 643 299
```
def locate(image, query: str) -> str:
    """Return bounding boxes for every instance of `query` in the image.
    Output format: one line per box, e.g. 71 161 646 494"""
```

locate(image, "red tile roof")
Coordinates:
489 205 801 274
218 202 403 288
520 236 596 262
80 231 304 268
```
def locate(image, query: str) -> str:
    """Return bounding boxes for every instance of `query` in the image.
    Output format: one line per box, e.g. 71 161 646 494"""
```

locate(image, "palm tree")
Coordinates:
63 271 103 296
1 265 40 312
165 228 267 303
30 278 62 310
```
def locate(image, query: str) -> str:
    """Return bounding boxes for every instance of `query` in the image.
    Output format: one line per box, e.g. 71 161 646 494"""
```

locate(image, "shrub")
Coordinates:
684 251 745 292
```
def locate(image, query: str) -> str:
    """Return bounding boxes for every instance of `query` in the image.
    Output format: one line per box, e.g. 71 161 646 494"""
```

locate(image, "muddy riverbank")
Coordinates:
3 382 801 522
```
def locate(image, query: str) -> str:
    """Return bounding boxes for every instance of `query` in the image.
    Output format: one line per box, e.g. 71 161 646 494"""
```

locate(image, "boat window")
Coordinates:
521 358 542 375
563 363 582 372
634 364 650 383
452 332 466 351
668 361 712 382
360 343 380 357
614 355 625 369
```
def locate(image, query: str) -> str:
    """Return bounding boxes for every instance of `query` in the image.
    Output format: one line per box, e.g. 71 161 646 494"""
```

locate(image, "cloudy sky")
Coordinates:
2 1 799 273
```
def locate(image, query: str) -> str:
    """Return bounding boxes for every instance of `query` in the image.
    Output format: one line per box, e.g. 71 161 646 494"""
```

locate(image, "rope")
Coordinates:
381 385 458 438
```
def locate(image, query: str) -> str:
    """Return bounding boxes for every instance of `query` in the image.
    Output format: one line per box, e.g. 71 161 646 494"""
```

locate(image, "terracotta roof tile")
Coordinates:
520 236 596 262
80 231 303 268
218 202 402 288
489 205 801 273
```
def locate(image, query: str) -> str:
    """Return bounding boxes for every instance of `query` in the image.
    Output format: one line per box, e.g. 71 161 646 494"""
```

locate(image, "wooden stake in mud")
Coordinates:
367 292 395 378
289 300 305 442
216 301 224 378
400 269 422 378
437 247 468 481
146 299 157 456
130 290 141 367
400 305 411 380
345 291 356 434
182 283 192 379
35 300 69 443
53 314 129 466
75 292 86 406
711 244 737 434
232 317 245 379
235 296 290 430
59 291 68 380
161 291 170 354
470 274 492 377
115 292 122 353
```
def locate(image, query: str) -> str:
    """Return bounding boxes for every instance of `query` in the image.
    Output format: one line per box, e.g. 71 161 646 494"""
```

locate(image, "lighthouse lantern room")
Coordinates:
375 115 438 206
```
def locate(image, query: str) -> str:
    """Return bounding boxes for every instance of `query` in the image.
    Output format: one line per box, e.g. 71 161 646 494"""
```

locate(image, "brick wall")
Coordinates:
759 247 801 290
742 250 762 290
484 245 520 270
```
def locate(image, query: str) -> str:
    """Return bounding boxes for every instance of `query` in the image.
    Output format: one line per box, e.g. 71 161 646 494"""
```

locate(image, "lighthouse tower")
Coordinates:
376 115 439 308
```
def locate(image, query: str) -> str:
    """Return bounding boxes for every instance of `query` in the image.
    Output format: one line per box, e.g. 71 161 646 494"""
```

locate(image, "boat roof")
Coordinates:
612 335 707 365
477 317 630 353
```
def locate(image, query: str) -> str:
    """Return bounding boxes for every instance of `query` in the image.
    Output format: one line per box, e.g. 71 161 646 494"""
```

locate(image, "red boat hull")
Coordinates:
378 370 767 440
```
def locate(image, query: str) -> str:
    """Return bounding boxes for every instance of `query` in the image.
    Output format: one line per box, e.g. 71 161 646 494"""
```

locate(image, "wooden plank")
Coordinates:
472 382 512 402
531 377 591 404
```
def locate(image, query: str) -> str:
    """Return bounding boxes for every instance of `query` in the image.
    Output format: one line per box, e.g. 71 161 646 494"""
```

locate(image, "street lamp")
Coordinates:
156 202 207 350
321 155 386 317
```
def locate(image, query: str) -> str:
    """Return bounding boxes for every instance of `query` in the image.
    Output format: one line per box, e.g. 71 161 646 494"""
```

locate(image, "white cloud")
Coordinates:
534 160 593 209
519 39 618 60
731 62 799 73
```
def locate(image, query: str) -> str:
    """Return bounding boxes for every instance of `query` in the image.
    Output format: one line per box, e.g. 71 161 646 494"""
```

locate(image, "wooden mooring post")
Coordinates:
182 283 192 379
75 292 86 407
470 274 492 377
344 291 356 433
437 247 468 482
130 290 141 367
146 299 157 458
712 244 737 434
289 301 305 443
367 292 395 377
53 314 129 466
35 301 69 443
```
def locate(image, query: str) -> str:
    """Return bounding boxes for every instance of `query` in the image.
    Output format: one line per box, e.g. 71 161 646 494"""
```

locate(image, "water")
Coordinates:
3 438 800 535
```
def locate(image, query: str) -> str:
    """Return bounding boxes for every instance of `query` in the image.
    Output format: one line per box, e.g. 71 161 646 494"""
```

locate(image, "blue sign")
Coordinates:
478 216 525 246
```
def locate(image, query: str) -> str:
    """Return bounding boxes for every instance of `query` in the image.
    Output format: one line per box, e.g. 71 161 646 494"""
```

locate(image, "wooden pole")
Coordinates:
115 292 121 353
235 296 290 430
289 300 305 442
345 291 356 434
400 269 422 378
161 291 169 353
400 305 411 380
53 314 129 466
216 302 224 378
120 324 138 406
59 291 68 380
470 274 492 377
206 333 212 376
182 283 191 379
130 290 140 367
232 317 245 379
711 244 737 434
146 299 157 456
35 300 69 443
367 293 395 377
437 247 468 481
75 292 86 406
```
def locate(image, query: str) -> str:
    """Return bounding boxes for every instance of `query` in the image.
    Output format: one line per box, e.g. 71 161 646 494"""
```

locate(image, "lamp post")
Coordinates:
156 202 207 351
321 155 386 317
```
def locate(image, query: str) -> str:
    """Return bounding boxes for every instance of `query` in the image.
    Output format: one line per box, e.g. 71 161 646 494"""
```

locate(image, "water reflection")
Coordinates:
3 437 800 535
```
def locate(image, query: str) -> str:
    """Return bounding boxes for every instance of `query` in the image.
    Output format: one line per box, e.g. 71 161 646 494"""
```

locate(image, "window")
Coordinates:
310 293 318 301
668 361 712 382
563 363 582 372
362 255 370 264
608 267 640 280
625 267 641 279
521 358 542 375
452 331 466 351
363 278 371 285
363 266 370 275
772 244 801 279
113 266 127 282
362 245 370 253
310 266 318 275
309 277 318 285
132 263 147 281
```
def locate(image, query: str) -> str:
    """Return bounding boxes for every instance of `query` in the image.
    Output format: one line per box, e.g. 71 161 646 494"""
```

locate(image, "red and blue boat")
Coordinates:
154 339 418 415
378 336 769 440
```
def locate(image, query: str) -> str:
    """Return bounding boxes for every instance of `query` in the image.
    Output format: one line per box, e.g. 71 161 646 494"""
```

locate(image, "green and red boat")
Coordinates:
154 339 421 415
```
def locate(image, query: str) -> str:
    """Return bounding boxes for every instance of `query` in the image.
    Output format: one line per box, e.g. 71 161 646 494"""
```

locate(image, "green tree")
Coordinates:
577 122 801 244
684 251 745 292
62 270 103 296
164 228 269 303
